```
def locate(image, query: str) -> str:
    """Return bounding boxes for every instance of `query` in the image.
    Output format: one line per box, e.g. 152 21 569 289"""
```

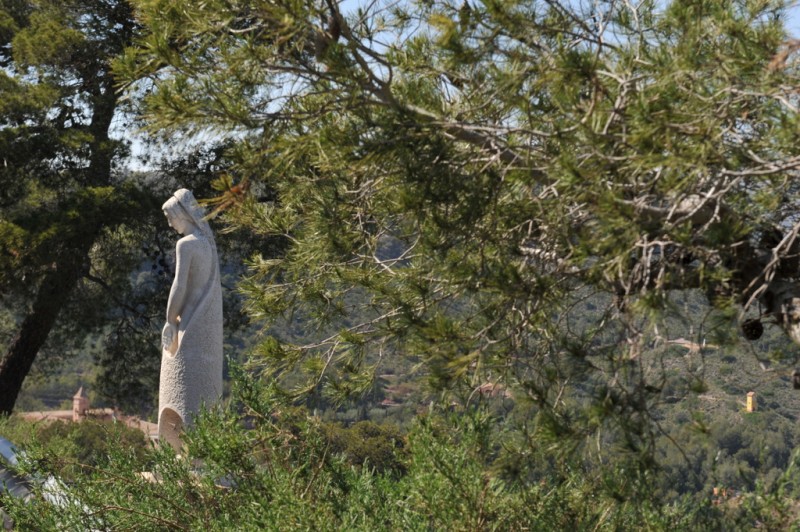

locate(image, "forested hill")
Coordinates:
14 285 800 503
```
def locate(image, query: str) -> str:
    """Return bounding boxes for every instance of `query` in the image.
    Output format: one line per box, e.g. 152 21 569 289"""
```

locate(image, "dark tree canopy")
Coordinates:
0 0 162 415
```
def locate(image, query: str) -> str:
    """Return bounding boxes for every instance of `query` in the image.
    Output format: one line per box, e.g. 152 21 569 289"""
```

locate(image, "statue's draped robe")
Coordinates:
158 233 223 448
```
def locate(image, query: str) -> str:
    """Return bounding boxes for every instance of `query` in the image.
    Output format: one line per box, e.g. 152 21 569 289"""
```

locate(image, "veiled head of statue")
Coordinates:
162 189 216 244
162 194 194 235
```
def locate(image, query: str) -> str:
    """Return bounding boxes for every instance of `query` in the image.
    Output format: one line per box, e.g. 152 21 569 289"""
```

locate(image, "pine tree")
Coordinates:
119 0 800 456
0 0 156 414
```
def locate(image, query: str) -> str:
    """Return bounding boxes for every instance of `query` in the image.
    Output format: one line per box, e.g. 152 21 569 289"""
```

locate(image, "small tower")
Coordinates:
746 391 756 413
72 387 89 422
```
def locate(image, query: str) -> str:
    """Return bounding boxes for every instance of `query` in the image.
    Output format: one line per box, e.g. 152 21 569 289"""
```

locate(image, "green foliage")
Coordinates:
323 420 407 476
114 0 800 471
12 10 85 68
0 416 148 483
0 376 797 530
6 374 785 530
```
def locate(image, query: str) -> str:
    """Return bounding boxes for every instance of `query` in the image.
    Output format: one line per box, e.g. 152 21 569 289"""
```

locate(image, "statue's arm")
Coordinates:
166 238 195 326
162 239 197 352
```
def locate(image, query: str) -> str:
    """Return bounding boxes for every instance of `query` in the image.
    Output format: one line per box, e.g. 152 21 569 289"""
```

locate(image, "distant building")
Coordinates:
746 391 756 412
19 388 158 443
72 387 89 422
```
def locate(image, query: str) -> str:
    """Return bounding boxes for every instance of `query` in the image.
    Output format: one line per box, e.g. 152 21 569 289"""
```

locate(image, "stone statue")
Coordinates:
158 189 223 449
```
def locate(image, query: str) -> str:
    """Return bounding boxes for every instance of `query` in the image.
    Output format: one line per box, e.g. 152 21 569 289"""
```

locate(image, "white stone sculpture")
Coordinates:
158 189 223 449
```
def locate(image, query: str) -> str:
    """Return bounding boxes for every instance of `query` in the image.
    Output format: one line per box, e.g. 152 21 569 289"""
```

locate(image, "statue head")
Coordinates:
162 189 212 237
162 189 218 264
162 196 194 235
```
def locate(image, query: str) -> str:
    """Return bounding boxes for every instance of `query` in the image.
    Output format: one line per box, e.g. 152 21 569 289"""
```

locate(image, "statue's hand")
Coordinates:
162 322 178 354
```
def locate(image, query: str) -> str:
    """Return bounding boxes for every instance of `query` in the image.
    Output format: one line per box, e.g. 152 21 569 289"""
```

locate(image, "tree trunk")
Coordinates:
0 255 89 415
0 63 121 415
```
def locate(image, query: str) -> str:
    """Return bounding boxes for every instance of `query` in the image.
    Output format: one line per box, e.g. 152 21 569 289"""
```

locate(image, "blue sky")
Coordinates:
788 3 800 36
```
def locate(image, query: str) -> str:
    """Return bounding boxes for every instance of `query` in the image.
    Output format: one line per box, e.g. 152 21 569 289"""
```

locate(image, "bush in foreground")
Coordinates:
4 374 800 530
